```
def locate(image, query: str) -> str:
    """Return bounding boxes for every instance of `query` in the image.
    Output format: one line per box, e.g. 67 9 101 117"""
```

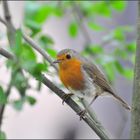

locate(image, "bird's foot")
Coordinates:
62 93 74 105
78 109 87 121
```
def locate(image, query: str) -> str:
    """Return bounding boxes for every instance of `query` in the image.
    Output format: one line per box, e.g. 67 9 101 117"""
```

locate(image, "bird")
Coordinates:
53 49 131 119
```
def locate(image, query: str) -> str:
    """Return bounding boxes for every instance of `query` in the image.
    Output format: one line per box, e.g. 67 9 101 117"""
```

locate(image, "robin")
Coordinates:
53 49 131 119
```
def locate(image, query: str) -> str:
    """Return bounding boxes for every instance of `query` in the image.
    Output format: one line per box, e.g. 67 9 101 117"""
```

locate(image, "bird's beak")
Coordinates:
53 59 62 63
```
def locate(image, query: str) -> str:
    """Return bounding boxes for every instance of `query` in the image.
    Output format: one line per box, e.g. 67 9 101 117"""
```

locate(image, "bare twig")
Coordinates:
0 47 14 59
0 48 110 139
2 0 15 46
0 16 7 25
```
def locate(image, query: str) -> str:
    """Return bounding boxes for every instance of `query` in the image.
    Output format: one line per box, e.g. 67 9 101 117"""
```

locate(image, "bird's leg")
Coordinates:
78 95 98 121
62 93 74 105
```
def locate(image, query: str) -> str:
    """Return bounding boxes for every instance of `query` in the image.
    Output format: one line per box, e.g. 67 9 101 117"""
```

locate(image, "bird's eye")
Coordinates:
66 54 71 59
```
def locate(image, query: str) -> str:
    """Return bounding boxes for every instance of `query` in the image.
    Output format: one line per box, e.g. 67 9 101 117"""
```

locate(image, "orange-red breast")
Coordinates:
53 49 131 113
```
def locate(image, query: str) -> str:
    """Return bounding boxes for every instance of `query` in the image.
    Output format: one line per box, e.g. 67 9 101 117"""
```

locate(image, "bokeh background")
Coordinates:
0 1 137 139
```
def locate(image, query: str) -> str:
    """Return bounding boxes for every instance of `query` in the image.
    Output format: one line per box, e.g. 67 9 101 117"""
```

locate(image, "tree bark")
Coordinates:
130 1 140 138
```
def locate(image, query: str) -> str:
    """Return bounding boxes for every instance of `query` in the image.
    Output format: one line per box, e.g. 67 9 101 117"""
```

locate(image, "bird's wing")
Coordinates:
82 61 115 95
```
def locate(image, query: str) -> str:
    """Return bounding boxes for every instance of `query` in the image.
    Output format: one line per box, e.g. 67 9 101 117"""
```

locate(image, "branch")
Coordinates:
130 1 140 138
0 16 58 71
0 48 110 139
0 80 12 131
22 33 58 71
2 0 15 46
72 2 92 46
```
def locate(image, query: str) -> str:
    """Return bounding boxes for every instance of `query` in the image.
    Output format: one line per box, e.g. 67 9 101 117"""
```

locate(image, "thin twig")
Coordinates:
0 16 58 70
0 16 7 25
81 99 109 138
0 49 110 139
0 80 12 131
72 1 92 46
2 0 15 46
22 33 58 71
0 47 14 59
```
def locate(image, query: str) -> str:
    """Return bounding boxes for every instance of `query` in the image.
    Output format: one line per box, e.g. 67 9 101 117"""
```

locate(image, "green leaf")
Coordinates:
39 35 54 48
68 23 78 37
28 63 47 78
111 1 126 11
123 68 134 79
90 2 111 17
25 20 42 36
114 61 124 74
12 29 22 55
126 42 136 53
46 48 57 58
114 28 125 41
0 131 6 140
88 45 104 54
0 86 7 104
88 22 104 31
12 99 25 111
26 96 36 105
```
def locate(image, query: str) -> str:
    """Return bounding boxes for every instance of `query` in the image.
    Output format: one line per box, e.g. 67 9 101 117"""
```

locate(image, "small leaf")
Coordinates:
123 68 134 79
39 35 54 48
68 23 78 37
111 1 126 11
26 96 36 105
90 2 111 17
88 22 103 31
88 45 104 54
126 42 136 53
12 99 25 111
0 86 7 104
46 48 57 58
114 61 124 74
114 28 125 41
0 131 6 140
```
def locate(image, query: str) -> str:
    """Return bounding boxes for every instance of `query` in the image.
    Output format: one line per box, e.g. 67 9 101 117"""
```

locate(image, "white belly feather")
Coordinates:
68 73 97 99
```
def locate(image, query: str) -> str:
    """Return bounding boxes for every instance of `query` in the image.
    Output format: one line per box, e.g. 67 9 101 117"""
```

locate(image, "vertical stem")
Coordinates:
0 81 12 131
2 0 15 46
130 1 140 138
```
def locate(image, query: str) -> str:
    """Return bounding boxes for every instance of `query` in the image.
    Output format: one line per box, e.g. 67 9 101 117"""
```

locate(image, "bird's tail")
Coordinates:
112 93 131 110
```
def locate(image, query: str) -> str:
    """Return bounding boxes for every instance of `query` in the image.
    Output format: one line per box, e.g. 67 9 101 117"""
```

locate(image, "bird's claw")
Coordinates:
78 110 87 121
62 93 74 105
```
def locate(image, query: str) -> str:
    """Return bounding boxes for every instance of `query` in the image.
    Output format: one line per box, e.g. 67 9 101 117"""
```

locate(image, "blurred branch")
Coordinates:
0 48 109 139
72 1 92 46
0 16 7 25
130 1 140 138
0 47 14 59
2 0 15 46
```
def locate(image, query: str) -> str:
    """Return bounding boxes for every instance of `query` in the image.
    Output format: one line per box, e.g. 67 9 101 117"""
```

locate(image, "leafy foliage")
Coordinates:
0 131 6 140
0 86 7 104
